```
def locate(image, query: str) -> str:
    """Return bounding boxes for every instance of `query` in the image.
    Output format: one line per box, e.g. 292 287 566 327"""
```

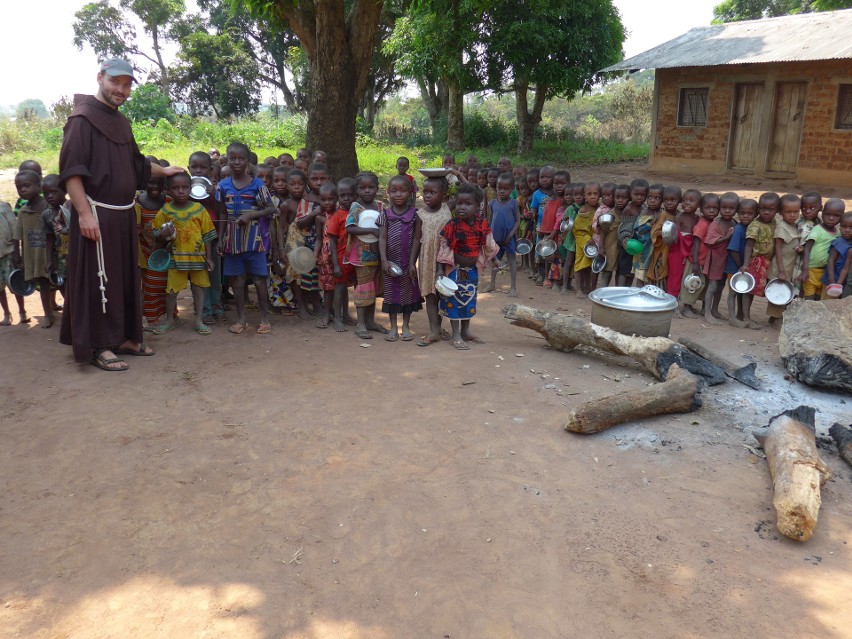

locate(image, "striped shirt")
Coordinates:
216 176 272 254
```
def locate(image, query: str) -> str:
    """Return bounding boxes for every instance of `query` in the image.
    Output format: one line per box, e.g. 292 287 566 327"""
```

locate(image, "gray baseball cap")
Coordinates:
99 58 137 82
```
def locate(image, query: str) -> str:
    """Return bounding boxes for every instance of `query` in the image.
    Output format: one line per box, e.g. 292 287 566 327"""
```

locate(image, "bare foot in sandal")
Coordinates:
385 332 399 342
316 317 330 329
452 339 470 350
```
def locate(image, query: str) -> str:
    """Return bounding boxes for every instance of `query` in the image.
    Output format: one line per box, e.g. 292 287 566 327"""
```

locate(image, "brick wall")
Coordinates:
653 61 852 178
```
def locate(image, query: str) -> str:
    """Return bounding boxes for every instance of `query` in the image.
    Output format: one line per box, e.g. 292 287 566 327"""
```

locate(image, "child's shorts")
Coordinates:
167 268 210 293
223 251 268 277
0 254 11 291
802 267 824 297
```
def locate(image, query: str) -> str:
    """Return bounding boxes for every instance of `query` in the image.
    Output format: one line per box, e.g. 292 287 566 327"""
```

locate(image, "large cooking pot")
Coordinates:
589 285 678 338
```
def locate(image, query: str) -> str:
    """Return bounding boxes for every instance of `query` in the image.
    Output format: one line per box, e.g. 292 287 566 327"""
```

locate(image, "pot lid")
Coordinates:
589 286 678 312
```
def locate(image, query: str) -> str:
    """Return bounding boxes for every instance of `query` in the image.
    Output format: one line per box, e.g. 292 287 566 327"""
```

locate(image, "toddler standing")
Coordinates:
725 199 757 327
598 185 628 288
0 201 28 326
379 176 423 341
571 182 598 298
801 198 842 300
416 177 453 347
632 184 662 287
13 170 54 328
484 173 519 296
152 172 217 336
647 185 680 290
702 193 738 324
825 211 852 297
766 194 801 321
739 192 779 328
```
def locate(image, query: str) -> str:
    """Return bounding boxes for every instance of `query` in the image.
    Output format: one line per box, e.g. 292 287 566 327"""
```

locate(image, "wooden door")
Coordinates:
729 84 764 171
766 82 807 173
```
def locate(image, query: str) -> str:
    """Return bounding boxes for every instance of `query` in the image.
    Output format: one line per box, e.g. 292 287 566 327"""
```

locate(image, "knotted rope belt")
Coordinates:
86 196 135 314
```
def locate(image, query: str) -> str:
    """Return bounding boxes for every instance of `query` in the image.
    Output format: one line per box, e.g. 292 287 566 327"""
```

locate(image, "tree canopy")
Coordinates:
712 0 852 22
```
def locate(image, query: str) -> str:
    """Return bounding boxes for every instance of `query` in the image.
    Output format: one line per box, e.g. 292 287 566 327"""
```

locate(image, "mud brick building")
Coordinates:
602 10 852 186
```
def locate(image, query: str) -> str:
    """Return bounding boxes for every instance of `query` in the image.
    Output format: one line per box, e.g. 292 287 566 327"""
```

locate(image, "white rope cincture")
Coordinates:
85 196 134 314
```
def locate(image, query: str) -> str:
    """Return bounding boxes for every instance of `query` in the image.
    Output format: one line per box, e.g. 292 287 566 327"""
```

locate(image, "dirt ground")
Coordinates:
1 164 851 639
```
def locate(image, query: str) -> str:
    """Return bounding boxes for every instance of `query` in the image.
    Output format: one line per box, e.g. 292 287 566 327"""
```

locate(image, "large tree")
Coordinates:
386 0 485 150
72 0 186 97
244 0 386 178
712 0 852 21
174 32 262 118
483 0 625 154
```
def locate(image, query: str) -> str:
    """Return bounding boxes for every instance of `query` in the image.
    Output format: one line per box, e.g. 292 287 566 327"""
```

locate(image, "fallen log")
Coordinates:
504 304 725 385
677 336 760 390
829 423 852 468
565 364 700 434
753 406 831 542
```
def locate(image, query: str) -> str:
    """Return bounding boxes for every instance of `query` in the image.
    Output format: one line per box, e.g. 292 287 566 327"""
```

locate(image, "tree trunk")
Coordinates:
418 77 448 131
515 79 548 155
447 76 464 151
829 422 852 468
151 26 171 99
282 0 384 179
754 406 831 542
565 364 699 434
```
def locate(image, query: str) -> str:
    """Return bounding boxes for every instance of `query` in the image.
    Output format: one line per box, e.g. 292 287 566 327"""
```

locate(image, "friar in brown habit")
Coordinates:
59 59 183 371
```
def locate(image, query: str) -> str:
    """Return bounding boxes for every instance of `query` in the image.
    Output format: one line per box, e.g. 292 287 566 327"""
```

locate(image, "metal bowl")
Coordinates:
729 271 755 294
598 213 614 230
535 238 557 258
583 243 599 259
387 261 404 277
589 286 678 337
560 218 574 234
435 276 458 298
7 269 36 296
418 168 450 178
48 270 64 288
288 246 317 275
515 239 533 255
765 278 795 305
683 273 703 293
661 220 677 245
591 255 606 273
190 176 212 200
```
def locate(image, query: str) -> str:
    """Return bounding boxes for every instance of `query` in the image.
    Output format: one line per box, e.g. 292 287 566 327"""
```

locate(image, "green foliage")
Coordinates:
174 32 261 119
73 1 137 60
121 83 174 123
16 100 49 120
712 0 852 22
50 97 75 126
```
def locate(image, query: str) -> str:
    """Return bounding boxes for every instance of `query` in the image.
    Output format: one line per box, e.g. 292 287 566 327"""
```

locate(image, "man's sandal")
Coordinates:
91 349 128 372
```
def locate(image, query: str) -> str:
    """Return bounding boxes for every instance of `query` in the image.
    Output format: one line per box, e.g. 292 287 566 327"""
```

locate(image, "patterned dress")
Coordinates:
417 204 452 296
284 198 320 291
136 195 168 324
379 206 423 314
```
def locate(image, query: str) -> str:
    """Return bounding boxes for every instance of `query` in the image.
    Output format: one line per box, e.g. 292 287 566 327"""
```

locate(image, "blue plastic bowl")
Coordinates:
147 249 172 272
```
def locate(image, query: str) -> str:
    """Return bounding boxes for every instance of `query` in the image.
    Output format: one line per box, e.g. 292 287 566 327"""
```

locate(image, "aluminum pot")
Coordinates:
583 243 599 259
535 238 557 259
589 286 678 338
765 278 795 305
516 239 533 255
661 220 677 245
560 218 574 234
598 213 614 230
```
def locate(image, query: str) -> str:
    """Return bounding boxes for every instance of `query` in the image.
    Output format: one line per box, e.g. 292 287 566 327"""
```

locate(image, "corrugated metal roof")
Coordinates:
602 9 852 72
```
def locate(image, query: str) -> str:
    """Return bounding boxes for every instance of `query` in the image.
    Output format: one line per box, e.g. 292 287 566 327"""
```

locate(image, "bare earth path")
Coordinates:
1 162 850 638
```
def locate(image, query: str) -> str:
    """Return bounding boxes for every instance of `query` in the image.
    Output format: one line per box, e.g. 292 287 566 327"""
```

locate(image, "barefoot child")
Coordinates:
152 172 217 336
216 141 276 335
825 212 852 297
437 184 497 350
135 175 168 329
530 166 554 285
702 192 737 324
324 178 357 332
682 192 719 315
379 176 423 341
315 182 340 328
189 151 226 324
13 170 54 328
632 184 662 287
283 169 323 319
766 194 801 321
0 202 28 326
740 192 778 328
616 179 648 287
42 175 70 307
725 199 756 327
396 156 418 205
516 176 535 277
267 165 295 314
345 171 389 339
485 172 519 297
668 188 701 316
416 177 453 347
556 181 582 291
647 185 680 290
598 184 627 288
801 198 842 300
572 182 598 298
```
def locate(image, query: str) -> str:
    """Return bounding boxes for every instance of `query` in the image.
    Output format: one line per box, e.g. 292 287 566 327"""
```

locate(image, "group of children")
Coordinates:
459 158 852 328
3 149 850 346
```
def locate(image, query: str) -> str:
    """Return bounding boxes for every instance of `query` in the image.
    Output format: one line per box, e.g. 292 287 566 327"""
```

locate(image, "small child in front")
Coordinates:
216 141 276 335
396 156 418 205
315 182 341 328
484 172 519 297
725 199 757 327
152 172 217 336
438 184 497 350
632 183 662 287
598 184 628 288
379 175 423 341
825 211 852 297
766 194 801 321
0 202 28 326
668 188 700 316
416 176 453 347
572 182 598 298
740 192 779 328
801 198 842 300
681 192 719 316
13 170 54 328
647 185 680 290
42 174 70 306
702 192 738 324
324 178 358 332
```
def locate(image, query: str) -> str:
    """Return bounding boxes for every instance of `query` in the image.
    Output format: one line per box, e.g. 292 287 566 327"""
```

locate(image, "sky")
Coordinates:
0 0 719 109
